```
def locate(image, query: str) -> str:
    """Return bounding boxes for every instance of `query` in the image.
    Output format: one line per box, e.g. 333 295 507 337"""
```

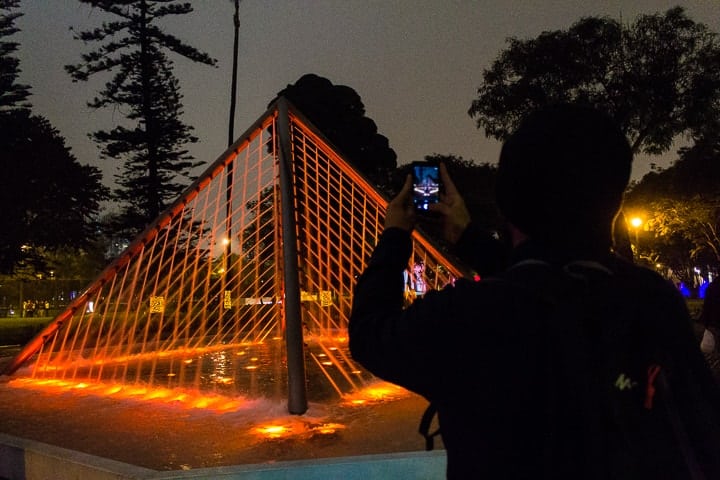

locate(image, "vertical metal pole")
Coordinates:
277 98 308 414
224 1 241 330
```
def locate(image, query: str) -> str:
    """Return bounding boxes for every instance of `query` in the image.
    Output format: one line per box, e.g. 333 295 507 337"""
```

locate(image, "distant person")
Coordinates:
350 105 720 478
700 278 720 352
411 260 427 296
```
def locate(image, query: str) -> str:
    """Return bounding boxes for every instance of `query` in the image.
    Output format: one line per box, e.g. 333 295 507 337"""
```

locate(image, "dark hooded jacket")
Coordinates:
349 224 720 479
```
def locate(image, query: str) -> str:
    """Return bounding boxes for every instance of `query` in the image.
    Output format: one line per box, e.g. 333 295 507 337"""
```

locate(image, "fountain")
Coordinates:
0 99 460 478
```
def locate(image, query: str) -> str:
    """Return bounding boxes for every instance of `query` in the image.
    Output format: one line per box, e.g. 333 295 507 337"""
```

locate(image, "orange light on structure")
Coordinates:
9 378 248 413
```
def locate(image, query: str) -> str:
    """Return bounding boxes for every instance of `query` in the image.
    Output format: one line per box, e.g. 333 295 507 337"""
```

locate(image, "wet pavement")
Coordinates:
0 372 434 471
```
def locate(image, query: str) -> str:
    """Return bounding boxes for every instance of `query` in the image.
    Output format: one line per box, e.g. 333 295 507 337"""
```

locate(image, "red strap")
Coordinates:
644 364 662 410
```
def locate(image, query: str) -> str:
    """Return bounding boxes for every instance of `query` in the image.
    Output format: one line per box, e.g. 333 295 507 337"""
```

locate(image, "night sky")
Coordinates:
14 1 720 189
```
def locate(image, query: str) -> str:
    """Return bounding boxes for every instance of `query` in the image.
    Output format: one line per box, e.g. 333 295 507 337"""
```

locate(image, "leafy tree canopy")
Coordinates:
469 7 720 156
0 110 109 274
270 73 397 188
0 1 107 275
625 136 720 277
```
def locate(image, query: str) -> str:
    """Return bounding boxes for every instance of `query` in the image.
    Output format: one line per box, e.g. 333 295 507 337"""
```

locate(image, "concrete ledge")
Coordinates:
0 433 156 480
0 433 447 480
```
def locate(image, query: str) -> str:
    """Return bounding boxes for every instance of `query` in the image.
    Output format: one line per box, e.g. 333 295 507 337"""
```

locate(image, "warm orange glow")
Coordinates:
256 425 290 438
253 420 345 440
630 216 643 228
27 343 266 375
8 378 248 413
312 423 344 435
343 381 409 406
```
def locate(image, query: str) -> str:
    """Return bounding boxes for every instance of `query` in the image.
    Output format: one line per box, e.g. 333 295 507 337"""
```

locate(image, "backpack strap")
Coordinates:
418 402 441 451
657 370 707 480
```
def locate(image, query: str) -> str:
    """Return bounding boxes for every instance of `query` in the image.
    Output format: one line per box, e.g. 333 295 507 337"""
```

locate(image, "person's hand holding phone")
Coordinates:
428 163 471 245
384 174 416 232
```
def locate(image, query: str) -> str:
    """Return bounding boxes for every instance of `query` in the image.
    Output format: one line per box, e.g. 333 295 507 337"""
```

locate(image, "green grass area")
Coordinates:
0 316 53 347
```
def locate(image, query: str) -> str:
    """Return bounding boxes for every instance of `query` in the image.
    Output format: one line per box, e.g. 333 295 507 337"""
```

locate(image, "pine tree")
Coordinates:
66 0 217 236
0 0 30 110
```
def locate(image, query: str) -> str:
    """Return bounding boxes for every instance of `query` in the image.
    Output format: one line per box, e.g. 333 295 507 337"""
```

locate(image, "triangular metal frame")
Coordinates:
3 98 464 414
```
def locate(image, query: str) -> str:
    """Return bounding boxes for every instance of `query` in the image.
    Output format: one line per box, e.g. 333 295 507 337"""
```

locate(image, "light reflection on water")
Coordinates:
22 336 375 404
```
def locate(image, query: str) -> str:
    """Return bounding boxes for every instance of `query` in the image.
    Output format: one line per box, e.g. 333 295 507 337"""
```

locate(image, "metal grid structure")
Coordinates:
4 99 464 412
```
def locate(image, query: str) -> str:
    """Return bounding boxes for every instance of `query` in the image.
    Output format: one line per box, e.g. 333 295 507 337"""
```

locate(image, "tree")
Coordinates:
0 0 29 111
66 0 217 237
625 135 720 288
270 73 398 189
628 195 719 295
0 109 109 274
469 7 720 155
0 1 108 274
468 7 720 262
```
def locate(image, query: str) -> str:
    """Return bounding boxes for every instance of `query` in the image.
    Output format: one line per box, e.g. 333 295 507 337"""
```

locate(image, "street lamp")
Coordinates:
630 216 643 257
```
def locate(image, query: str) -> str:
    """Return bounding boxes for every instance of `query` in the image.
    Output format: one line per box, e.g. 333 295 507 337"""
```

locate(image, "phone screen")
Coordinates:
412 163 441 211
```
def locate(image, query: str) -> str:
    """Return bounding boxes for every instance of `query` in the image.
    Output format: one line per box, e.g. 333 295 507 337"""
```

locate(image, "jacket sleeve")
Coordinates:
349 227 447 397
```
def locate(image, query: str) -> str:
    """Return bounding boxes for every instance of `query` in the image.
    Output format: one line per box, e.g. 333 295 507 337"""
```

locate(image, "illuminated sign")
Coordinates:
149 296 165 313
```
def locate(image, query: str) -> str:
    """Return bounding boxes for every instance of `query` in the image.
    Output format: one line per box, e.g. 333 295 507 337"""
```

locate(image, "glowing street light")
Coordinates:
629 216 643 257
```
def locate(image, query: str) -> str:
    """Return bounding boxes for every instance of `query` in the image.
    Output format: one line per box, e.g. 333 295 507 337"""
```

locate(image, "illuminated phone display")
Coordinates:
412 162 441 211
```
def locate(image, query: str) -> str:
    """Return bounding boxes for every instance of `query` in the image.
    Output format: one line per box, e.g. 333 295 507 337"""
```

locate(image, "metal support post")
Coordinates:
276 98 308 414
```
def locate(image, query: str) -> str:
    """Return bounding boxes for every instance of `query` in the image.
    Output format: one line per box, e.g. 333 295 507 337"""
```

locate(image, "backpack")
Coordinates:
420 258 720 479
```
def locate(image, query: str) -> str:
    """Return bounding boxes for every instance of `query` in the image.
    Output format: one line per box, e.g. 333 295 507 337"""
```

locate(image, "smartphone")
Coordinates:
411 161 442 212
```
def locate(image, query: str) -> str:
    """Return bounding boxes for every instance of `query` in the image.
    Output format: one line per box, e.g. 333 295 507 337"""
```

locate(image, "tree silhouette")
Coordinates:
469 7 720 156
0 0 29 111
468 7 720 262
66 0 217 237
270 73 397 190
0 1 107 274
0 110 109 274
625 135 720 285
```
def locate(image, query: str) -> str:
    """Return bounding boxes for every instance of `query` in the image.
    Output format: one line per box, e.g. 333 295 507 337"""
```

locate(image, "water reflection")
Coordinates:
22 336 375 404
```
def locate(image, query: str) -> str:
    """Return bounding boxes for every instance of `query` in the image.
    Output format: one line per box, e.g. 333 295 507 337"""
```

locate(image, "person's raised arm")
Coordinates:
384 174 416 232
